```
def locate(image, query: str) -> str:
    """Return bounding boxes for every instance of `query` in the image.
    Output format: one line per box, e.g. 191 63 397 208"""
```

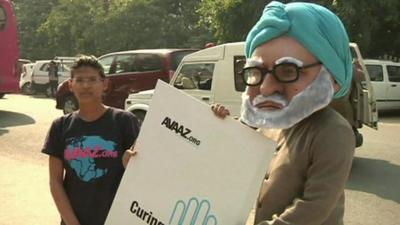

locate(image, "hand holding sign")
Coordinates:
211 104 230 119
122 144 138 168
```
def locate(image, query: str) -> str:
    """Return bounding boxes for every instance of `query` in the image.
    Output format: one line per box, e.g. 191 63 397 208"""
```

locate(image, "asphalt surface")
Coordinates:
0 94 399 225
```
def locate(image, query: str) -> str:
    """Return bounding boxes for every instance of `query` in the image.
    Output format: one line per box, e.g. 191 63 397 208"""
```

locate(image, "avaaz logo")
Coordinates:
161 116 201 146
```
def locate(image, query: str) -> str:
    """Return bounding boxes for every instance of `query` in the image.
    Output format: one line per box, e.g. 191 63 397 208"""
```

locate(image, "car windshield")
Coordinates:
62 61 74 72
173 63 215 90
170 50 198 71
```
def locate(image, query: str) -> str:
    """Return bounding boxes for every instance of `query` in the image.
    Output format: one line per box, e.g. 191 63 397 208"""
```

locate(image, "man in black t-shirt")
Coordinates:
42 55 140 225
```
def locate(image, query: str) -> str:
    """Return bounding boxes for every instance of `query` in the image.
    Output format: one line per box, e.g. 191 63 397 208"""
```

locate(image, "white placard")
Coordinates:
106 80 275 225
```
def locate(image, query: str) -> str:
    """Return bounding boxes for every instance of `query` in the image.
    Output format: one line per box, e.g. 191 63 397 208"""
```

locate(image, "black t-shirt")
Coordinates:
42 107 139 225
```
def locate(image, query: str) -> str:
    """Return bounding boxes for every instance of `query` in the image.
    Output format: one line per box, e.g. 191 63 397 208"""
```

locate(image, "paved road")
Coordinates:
0 94 399 225
0 94 62 225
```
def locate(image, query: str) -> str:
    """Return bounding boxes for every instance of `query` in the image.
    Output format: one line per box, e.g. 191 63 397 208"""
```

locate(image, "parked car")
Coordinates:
19 62 35 94
31 58 75 96
55 49 198 114
17 59 33 94
17 59 32 75
364 59 400 111
125 42 378 145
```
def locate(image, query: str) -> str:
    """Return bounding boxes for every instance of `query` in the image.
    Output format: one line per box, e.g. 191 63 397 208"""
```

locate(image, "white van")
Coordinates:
364 59 400 111
125 42 244 121
125 42 378 132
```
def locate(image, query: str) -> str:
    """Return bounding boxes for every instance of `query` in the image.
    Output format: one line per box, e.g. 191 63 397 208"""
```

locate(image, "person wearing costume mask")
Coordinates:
212 2 355 225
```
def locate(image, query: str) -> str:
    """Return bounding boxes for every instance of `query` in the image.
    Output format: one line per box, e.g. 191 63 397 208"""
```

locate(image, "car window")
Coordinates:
0 5 6 30
349 46 357 59
113 54 134 74
170 50 198 71
111 53 163 74
59 63 71 73
40 63 50 72
234 56 246 92
63 61 74 71
135 54 162 72
387 65 400 82
366 65 384 82
23 64 31 72
173 63 215 90
99 55 115 75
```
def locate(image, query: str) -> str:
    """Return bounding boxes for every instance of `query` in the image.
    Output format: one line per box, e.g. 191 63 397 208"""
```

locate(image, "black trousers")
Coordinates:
50 80 58 96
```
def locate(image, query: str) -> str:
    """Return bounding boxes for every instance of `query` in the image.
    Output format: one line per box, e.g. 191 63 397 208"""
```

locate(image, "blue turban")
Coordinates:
245 1 352 98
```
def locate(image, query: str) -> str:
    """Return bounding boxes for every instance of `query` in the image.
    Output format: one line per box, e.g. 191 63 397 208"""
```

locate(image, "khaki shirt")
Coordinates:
255 107 355 225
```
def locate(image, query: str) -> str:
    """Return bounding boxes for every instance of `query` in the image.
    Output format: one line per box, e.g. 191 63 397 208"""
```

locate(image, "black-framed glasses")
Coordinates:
241 61 321 86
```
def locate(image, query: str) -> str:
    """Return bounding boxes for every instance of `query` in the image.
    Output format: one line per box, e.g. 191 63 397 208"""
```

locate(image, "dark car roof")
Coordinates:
99 49 197 58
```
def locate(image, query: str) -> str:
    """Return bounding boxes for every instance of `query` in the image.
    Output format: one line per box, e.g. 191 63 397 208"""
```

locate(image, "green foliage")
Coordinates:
199 0 265 43
13 0 58 59
14 0 213 59
12 0 400 60
324 0 400 58
198 0 400 58
38 0 102 56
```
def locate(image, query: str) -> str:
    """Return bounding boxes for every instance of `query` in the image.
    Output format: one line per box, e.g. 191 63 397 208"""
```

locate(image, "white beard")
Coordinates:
240 66 335 129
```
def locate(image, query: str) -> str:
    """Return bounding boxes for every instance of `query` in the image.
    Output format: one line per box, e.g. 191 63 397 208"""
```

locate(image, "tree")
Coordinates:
199 0 266 43
13 0 400 59
13 0 58 59
324 0 400 58
38 0 105 56
150 0 214 48
198 0 400 58
19 0 213 58
96 0 212 52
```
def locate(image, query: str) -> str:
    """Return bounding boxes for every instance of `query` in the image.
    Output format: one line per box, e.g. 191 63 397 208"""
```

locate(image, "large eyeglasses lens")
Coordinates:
275 63 298 82
243 68 262 85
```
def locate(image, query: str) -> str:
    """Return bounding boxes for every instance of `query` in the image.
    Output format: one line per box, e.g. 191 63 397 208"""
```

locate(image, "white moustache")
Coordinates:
252 94 289 108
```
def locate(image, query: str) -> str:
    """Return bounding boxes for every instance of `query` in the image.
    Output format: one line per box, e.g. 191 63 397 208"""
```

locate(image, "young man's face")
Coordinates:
69 66 107 104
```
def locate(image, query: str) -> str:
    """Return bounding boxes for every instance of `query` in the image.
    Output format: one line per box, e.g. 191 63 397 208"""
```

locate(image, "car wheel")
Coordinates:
355 130 363 148
132 110 146 127
0 93 5 98
63 95 79 114
22 83 35 95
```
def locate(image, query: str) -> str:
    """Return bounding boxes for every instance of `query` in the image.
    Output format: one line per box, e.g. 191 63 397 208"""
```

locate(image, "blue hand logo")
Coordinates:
169 197 217 225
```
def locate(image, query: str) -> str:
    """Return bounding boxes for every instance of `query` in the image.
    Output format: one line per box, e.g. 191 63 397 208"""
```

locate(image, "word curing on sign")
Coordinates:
130 201 165 225
161 116 201 146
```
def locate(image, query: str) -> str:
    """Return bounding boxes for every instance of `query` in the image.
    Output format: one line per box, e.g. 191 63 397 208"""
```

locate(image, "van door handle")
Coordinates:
391 84 397 87
201 96 210 101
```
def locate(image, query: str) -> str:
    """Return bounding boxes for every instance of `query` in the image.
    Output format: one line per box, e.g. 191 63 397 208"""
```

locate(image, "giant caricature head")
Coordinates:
240 1 353 129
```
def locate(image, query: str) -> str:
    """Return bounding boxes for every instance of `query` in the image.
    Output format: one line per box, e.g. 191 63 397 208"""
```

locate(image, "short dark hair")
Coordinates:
71 55 105 78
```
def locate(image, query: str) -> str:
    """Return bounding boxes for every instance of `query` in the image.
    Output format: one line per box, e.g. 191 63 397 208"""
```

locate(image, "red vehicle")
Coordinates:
55 49 198 114
0 0 19 98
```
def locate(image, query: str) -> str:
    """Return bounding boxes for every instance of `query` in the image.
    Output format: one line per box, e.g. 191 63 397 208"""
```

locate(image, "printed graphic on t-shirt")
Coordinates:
64 136 118 182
